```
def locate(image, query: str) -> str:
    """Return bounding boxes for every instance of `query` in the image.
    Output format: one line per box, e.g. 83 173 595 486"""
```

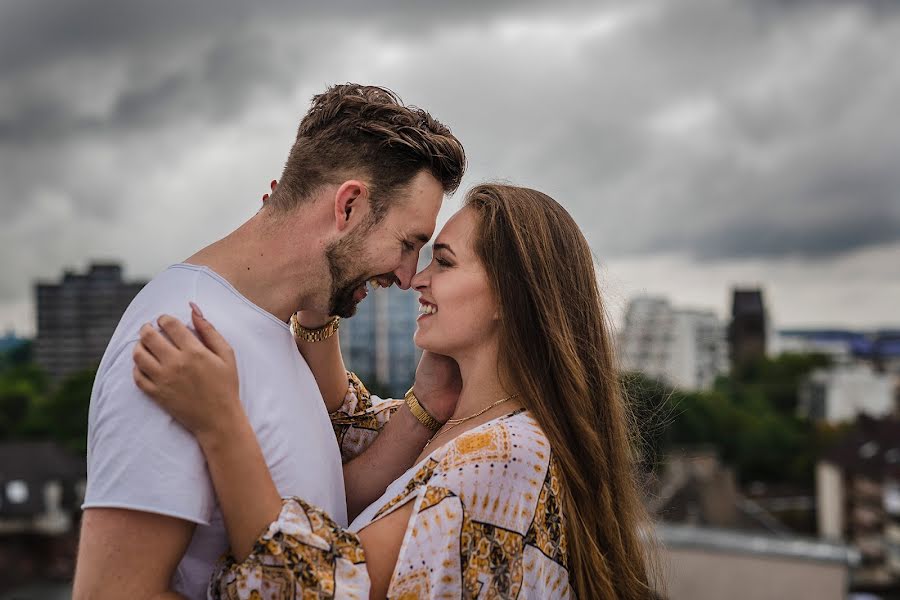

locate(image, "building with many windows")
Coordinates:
619 296 728 391
339 247 430 397
34 263 146 380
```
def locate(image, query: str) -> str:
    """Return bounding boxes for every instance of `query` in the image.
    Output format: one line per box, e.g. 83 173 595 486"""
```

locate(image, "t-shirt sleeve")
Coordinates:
82 338 215 525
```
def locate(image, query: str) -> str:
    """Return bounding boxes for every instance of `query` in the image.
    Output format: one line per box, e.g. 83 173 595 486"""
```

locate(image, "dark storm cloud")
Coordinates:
1 0 899 330
0 0 589 145
525 0 900 261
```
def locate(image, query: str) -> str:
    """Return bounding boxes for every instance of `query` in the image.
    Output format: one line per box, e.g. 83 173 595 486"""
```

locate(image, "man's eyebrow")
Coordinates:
412 233 430 244
433 242 456 256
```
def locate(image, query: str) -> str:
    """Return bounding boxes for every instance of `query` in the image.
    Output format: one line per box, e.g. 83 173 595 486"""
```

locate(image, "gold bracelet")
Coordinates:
290 314 341 343
404 387 443 432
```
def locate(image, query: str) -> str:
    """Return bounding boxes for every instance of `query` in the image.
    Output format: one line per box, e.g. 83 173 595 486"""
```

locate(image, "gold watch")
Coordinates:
404 387 443 432
290 314 340 343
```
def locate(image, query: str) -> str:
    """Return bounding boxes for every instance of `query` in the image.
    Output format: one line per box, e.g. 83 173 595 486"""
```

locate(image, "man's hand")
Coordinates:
412 351 461 423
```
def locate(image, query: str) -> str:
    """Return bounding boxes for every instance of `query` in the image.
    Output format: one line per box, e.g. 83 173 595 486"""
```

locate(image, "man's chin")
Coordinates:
330 298 360 319
338 304 359 318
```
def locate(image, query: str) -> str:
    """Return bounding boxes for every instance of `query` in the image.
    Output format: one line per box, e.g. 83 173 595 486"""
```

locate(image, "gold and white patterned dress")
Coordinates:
210 374 573 599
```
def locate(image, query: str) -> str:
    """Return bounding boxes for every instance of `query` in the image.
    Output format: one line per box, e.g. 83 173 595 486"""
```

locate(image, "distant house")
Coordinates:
0 441 86 535
798 363 897 423
650 448 792 535
652 449 858 600
817 415 900 588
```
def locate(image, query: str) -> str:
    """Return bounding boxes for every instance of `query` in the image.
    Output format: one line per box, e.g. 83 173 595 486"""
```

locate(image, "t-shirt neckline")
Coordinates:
168 262 291 332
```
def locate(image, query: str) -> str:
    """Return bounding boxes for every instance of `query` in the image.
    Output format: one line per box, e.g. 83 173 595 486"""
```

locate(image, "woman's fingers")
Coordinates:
157 314 204 353
190 304 233 360
133 365 157 396
139 323 178 363
133 342 162 380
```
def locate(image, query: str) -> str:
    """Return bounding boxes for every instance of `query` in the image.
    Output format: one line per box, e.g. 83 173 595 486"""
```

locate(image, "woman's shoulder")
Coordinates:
439 409 549 466
429 410 558 533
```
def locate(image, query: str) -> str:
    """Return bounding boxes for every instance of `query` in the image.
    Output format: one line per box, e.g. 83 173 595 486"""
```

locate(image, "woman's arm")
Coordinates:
196 415 283 561
134 310 415 597
133 310 281 561
294 310 349 413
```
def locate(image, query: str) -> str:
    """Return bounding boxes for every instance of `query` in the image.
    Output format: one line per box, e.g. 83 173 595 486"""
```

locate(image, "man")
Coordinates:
73 84 466 599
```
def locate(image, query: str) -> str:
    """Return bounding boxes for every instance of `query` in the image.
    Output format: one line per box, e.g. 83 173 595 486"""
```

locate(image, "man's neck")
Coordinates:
184 209 324 323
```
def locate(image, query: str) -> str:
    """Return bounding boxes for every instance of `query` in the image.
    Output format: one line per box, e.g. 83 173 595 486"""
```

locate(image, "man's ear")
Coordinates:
333 180 369 232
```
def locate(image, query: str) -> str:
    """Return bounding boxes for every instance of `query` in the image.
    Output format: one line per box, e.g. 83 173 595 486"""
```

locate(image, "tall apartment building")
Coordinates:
728 288 768 369
34 263 146 380
619 296 729 391
339 247 430 397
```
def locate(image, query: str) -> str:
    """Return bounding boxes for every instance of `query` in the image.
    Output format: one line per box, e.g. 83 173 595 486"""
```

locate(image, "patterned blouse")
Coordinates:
209 373 573 599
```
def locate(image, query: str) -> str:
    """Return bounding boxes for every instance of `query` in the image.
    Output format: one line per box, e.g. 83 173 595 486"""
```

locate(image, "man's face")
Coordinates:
325 171 444 317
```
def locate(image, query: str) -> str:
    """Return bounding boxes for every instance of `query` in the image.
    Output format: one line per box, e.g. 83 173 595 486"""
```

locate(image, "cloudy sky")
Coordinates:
2 0 899 336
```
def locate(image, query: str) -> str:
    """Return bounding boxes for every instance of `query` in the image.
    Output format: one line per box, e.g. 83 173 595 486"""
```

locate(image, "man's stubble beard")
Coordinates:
324 220 373 318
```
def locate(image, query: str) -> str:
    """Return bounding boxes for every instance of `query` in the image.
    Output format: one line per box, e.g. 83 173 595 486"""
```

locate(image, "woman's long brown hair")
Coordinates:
466 184 658 599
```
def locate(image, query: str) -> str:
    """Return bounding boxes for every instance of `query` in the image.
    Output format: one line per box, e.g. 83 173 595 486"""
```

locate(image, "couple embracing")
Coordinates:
73 84 654 600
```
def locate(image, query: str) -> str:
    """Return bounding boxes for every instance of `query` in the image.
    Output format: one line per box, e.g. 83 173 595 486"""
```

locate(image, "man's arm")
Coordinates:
73 508 194 600
342 401 434 520
294 309 461 518
78 325 218 600
341 353 461 520
294 311 350 413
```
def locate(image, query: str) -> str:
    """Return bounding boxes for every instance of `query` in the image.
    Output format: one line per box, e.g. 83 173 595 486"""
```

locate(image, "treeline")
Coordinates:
0 341 850 485
0 342 95 454
627 352 850 485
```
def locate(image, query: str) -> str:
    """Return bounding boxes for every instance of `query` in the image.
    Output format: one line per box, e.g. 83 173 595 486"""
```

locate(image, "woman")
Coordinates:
133 184 656 599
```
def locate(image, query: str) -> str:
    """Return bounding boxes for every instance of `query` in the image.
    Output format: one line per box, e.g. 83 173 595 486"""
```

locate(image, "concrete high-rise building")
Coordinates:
339 247 430 397
619 296 728 391
34 263 146 380
728 288 768 369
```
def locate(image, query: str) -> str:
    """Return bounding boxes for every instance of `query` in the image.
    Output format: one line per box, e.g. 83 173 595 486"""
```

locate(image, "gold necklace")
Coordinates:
425 393 519 448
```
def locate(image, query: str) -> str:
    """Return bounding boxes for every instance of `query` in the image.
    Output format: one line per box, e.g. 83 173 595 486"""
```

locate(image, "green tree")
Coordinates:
627 352 834 486
0 361 49 438
728 352 831 416
23 368 96 454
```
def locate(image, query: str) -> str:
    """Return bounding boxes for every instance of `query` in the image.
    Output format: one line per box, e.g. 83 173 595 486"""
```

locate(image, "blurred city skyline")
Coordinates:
2 0 899 336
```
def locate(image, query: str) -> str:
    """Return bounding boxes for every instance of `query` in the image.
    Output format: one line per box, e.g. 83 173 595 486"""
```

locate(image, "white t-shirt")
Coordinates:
83 264 347 599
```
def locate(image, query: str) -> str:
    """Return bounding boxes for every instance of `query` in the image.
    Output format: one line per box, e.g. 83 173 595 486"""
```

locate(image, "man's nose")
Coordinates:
394 266 413 290
394 253 420 290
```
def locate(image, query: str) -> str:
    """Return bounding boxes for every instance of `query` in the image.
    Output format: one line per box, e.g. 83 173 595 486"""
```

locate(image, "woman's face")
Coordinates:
411 207 499 358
